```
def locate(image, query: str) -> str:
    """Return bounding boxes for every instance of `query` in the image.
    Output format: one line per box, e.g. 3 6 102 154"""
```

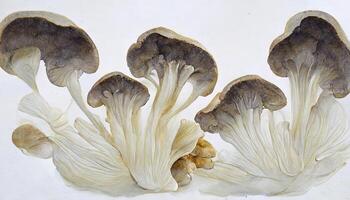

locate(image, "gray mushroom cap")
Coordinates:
127 27 218 96
268 10 350 98
87 72 150 108
195 75 287 133
0 11 99 87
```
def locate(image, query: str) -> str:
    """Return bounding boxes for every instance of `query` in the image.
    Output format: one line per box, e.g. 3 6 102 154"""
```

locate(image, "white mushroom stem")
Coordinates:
131 59 203 190
287 51 333 156
9 47 41 91
302 92 349 165
287 51 348 164
101 91 140 161
66 71 110 140
145 74 159 90
146 60 200 141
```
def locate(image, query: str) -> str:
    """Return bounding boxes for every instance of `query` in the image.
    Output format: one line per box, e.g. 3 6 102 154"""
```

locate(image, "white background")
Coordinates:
0 0 350 199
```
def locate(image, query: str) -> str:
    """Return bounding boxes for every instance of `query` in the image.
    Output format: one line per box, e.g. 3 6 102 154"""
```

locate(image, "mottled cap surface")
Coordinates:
268 10 350 98
87 72 150 108
0 11 99 86
195 75 286 133
127 27 217 96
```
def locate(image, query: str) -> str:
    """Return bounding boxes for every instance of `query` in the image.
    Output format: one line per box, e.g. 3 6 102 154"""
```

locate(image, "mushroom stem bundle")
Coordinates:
195 11 350 196
85 27 217 191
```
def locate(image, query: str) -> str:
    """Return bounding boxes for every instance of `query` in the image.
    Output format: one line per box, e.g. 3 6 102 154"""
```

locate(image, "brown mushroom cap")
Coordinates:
0 11 99 87
127 27 217 96
12 124 52 159
87 72 150 108
268 10 350 98
195 75 287 133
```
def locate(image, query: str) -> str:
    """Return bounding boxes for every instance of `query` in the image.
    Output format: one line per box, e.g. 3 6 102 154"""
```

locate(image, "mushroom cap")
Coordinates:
0 11 99 87
87 71 150 108
195 75 287 133
12 124 53 159
268 10 350 98
127 27 218 96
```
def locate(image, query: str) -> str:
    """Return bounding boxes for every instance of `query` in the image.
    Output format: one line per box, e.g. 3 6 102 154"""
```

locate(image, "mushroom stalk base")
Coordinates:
100 60 204 191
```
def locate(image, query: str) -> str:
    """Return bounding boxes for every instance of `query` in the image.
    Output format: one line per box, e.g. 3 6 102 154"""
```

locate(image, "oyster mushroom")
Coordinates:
107 27 217 191
87 72 150 157
87 70 205 191
268 10 350 156
195 11 350 196
195 75 295 178
0 11 108 138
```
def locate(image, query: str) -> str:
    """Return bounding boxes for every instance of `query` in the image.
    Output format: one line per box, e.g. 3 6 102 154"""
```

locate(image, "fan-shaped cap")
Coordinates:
0 11 99 86
127 27 217 96
268 10 350 98
195 75 286 133
87 72 150 108
12 124 53 159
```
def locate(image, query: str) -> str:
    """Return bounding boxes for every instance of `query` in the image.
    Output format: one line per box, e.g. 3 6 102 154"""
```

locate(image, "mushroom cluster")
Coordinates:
1 9 349 197
195 10 350 196
1 11 217 194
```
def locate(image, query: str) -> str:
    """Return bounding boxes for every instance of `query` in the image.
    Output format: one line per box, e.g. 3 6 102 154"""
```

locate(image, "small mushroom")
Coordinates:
12 124 52 159
194 75 307 194
171 138 216 186
195 75 288 175
87 72 149 165
195 75 286 133
0 11 107 138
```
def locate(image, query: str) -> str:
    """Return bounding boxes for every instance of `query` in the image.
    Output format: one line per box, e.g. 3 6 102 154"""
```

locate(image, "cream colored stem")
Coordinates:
66 71 110 140
289 68 320 155
10 47 41 91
